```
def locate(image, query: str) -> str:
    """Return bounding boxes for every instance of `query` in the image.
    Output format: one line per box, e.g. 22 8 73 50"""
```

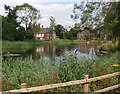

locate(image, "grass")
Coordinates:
2 40 75 53
50 39 74 45
2 39 119 54
2 39 98 49
2 39 75 47
2 51 119 92
2 57 59 90
2 39 83 55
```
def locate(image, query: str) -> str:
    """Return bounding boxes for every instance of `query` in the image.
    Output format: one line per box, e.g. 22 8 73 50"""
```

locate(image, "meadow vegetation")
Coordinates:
2 51 119 92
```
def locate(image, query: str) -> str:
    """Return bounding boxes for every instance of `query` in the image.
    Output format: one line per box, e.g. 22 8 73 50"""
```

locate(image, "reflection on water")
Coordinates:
32 43 98 63
3 43 99 62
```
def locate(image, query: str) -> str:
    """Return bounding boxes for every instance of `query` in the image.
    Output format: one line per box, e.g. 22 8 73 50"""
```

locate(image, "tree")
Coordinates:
2 4 36 41
71 2 109 30
65 29 75 40
54 24 65 39
104 2 120 50
16 3 41 32
2 5 19 40
4 5 18 23
2 16 15 40
65 23 80 40
104 2 120 38
49 16 56 34
15 26 25 41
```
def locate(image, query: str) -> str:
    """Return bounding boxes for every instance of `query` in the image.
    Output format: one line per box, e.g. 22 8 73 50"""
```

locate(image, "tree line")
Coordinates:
1 2 120 43
2 3 41 41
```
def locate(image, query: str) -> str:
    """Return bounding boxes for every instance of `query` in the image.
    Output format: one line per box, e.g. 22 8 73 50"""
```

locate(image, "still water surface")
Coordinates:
3 43 99 62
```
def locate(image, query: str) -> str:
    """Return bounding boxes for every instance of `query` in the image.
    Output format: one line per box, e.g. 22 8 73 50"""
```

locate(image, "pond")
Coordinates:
2 42 99 62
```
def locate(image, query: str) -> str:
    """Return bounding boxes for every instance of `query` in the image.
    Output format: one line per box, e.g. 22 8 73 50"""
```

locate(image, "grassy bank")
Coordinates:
2 40 47 48
2 39 100 49
2 51 119 92
2 40 75 49
2 39 89 54
2 39 119 51
2 40 75 53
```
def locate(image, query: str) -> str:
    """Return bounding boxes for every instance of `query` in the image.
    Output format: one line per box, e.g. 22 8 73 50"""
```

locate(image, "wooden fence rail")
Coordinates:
1 72 120 94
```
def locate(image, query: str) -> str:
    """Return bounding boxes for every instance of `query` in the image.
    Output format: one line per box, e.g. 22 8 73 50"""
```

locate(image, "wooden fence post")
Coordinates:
21 83 27 89
84 75 89 94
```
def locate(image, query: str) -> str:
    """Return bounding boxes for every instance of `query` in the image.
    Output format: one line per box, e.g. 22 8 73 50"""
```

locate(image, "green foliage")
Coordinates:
65 24 80 40
58 53 82 82
15 26 25 41
2 4 39 41
19 28 34 41
2 57 59 90
103 2 120 50
2 17 15 40
104 2 120 37
65 28 76 40
49 16 56 34
24 30 34 40
54 24 65 39
2 16 33 41
2 51 119 92
71 2 108 30
2 5 19 41
4 5 18 22
16 3 41 31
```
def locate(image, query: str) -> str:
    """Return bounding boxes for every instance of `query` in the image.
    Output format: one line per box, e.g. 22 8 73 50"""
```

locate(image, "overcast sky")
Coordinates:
0 0 83 28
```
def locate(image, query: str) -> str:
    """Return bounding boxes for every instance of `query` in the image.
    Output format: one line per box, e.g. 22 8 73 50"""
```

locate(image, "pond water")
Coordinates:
3 43 99 62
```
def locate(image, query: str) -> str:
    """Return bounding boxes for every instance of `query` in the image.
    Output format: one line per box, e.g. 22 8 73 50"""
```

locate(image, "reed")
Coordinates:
2 51 119 92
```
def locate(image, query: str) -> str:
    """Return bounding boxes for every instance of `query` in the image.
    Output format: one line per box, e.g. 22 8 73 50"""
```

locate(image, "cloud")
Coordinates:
0 0 79 4
41 18 48 22
0 5 5 16
34 3 74 12
33 3 75 27
0 1 77 28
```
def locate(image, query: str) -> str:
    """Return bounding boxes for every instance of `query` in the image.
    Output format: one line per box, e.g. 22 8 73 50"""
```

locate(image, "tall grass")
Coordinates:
2 51 119 92
2 57 59 91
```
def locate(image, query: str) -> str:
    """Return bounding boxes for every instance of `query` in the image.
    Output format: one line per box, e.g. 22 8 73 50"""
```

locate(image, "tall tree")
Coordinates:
49 16 56 34
16 3 41 32
2 16 15 40
54 24 65 39
71 2 109 30
2 5 19 40
104 2 120 38
104 2 120 50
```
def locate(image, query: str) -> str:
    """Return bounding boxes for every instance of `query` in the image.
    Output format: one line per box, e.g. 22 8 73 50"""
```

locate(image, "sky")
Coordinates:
0 0 82 28
0 0 118 28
